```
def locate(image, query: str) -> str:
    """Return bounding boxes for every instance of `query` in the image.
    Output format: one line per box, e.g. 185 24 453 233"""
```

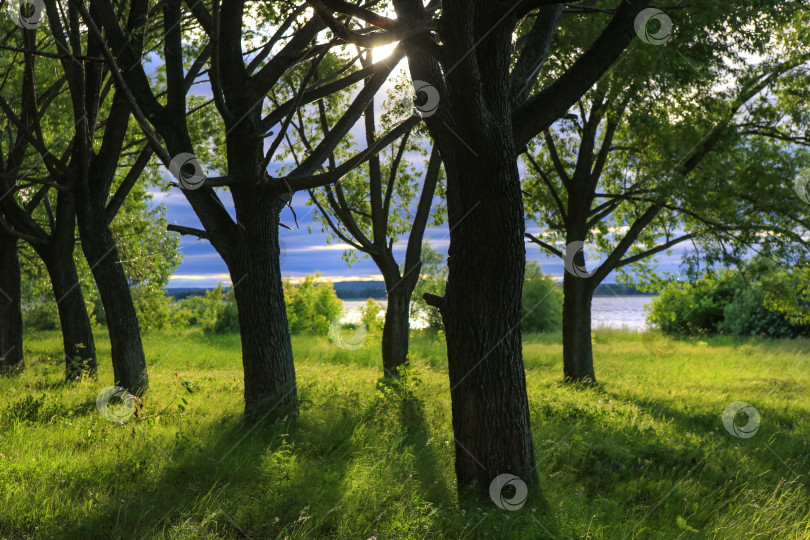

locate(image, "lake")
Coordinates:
341 295 655 331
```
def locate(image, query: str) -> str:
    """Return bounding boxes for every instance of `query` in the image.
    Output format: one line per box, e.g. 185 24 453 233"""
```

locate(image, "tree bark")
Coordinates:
226 189 297 417
391 0 539 496
0 232 24 372
381 279 415 377
562 272 596 383
76 196 148 394
42 252 98 379
441 149 538 493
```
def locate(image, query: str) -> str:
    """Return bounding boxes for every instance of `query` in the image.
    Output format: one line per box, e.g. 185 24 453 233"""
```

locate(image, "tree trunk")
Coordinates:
227 190 297 417
562 273 596 383
381 282 413 377
43 252 98 379
440 148 538 494
0 233 24 372
76 199 148 393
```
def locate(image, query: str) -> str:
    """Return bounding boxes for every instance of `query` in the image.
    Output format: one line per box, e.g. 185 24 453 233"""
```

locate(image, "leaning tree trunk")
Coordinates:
227 188 297 417
0 232 24 371
76 197 148 394
562 272 596 383
440 145 538 494
42 251 98 379
381 279 416 377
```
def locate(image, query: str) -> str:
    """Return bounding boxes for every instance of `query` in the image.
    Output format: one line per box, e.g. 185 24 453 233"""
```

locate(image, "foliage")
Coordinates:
283 274 343 335
360 298 384 333
131 285 174 331
19 244 96 332
113 184 182 290
647 260 810 337
194 285 240 335
522 3 810 293
522 262 563 333
411 242 447 332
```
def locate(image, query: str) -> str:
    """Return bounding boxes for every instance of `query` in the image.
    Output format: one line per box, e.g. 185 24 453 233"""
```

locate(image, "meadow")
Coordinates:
0 329 808 539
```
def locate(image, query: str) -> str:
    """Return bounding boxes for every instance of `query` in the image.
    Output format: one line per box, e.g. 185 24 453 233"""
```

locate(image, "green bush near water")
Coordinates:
647 261 810 338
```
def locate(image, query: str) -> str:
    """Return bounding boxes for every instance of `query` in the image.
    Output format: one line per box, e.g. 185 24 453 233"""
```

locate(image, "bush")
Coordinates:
23 300 60 331
170 284 240 334
283 274 343 334
719 287 806 338
175 294 213 327
647 276 736 335
197 285 240 334
132 285 173 331
360 298 384 333
648 262 810 338
522 261 562 333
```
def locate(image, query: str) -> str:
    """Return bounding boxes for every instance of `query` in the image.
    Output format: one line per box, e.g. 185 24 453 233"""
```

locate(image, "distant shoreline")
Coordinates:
166 281 656 301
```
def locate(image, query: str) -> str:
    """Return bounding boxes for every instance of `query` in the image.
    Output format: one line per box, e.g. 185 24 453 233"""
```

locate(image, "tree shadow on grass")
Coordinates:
542 387 810 523
375 373 561 539
56 393 362 539
51 371 566 539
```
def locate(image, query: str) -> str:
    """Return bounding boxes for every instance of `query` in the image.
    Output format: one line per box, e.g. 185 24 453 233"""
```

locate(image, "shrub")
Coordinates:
132 285 173 331
23 300 60 331
283 274 343 334
719 286 806 338
211 289 240 334
648 262 810 338
196 285 240 334
522 261 562 333
175 294 213 326
646 276 736 335
360 298 384 332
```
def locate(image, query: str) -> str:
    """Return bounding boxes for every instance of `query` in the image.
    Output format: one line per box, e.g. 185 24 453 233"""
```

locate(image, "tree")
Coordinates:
524 9 810 382
0 25 98 379
82 0 419 415
308 0 650 495
0 220 23 372
297 71 445 376
312 0 801 497
0 2 191 389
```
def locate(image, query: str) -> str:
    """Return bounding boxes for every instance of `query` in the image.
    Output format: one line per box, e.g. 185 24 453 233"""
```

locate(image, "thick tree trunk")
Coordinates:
440 149 538 494
562 273 596 383
381 282 413 377
227 191 297 417
0 233 24 372
43 253 98 379
76 200 148 393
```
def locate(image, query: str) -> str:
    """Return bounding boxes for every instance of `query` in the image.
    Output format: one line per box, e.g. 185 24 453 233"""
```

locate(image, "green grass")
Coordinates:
1 328 809 538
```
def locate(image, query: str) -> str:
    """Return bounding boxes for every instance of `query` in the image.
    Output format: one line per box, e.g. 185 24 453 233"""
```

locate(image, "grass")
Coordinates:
0 327 809 538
